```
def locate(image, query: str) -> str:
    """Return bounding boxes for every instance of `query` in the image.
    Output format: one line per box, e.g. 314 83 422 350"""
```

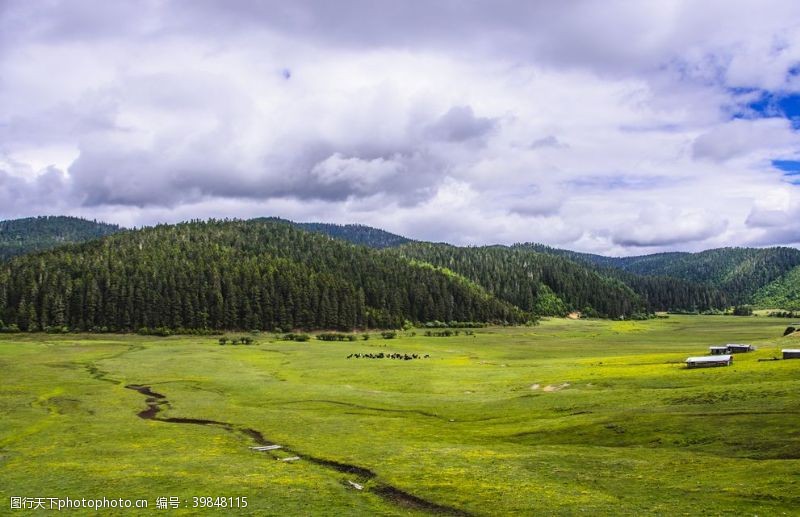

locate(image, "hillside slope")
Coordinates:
387 242 645 318
606 248 800 303
0 219 527 331
752 265 800 310
295 222 412 249
254 217 412 249
0 216 122 261
2 215 797 316
520 243 800 309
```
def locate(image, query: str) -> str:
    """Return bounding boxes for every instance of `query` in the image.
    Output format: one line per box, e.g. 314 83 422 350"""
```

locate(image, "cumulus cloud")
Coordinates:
0 166 72 216
691 118 800 162
529 136 569 150
611 206 728 248
743 191 800 246
424 106 496 143
2 0 800 254
311 153 400 188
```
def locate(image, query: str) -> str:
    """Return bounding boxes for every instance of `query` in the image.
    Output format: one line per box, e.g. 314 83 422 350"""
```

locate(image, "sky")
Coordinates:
2 0 800 255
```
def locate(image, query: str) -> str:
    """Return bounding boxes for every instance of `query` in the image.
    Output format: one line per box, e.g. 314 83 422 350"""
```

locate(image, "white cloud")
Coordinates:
611 205 728 247
692 118 800 162
1 1 800 254
311 153 401 190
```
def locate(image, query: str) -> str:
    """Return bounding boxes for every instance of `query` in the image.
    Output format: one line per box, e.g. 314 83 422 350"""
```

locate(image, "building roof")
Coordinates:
782 349 800 353
686 355 732 363
709 346 728 349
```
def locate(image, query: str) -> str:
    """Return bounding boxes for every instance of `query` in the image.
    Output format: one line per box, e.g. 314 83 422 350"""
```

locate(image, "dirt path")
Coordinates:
123 383 470 516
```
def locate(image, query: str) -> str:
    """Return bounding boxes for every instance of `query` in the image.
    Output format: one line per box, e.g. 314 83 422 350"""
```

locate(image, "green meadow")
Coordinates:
1 316 799 515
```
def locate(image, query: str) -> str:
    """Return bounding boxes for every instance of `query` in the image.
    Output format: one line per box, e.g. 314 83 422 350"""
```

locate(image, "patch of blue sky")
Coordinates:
772 159 800 175
731 88 800 128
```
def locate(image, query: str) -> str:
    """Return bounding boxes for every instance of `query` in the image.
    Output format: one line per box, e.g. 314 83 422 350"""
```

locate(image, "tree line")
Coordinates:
0 220 528 332
387 243 645 318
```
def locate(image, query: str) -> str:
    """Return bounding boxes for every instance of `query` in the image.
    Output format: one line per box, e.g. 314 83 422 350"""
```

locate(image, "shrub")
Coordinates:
381 331 397 339
136 326 173 336
423 321 488 329
770 311 799 318
317 332 356 342
424 329 455 337
282 333 310 342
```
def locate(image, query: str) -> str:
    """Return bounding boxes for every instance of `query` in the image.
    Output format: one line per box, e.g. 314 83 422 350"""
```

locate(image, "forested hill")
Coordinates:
275 224 797 312
752 265 800 310
613 247 800 305
519 243 800 307
262 221 727 315
0 216 122 261
0 220 528 332
293 222 412 249
1 215 798 322
387 243 646 318
588 247 800 293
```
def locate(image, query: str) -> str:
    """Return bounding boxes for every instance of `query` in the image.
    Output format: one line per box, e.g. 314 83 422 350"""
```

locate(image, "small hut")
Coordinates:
782 349 800 360
725 344 754 353
686 355 732 368
709 346 728 355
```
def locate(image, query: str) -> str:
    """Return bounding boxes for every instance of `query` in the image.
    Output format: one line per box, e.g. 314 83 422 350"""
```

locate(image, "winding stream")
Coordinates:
123 383 470 516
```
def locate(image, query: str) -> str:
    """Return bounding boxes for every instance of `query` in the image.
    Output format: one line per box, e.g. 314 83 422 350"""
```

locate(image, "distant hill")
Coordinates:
589 248 800 298
0 216 122 261
752 265 800 310
1 215 799 324
0 219 527 332
520 243 800 309
387 242 646 318
293 222 412 249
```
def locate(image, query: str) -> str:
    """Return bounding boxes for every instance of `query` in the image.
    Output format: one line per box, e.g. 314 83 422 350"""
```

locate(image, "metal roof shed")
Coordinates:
686 355 732 368
782 349 800 359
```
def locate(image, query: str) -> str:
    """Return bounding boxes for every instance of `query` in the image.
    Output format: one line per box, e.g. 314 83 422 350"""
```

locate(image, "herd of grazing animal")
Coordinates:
347 352 429 360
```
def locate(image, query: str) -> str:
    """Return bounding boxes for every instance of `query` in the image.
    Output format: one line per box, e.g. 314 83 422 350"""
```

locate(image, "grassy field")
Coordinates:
1 316 799 515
